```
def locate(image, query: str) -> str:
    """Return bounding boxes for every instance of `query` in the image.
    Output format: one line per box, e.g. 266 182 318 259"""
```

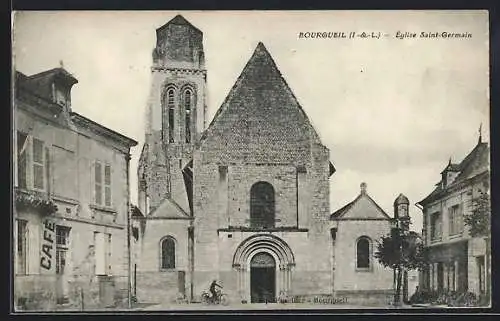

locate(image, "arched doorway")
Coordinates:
250 252 276 303
233 234 295 303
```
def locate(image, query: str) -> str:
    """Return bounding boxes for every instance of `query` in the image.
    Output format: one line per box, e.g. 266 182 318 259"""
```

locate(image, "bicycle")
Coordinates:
200 290 229 305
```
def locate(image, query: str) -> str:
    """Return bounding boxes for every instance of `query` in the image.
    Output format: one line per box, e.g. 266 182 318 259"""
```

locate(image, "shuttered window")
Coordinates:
104 164 111 206
95 161 102 205
448 205 463 236
94 161 112 207
17 132 28 189
32 138 45 190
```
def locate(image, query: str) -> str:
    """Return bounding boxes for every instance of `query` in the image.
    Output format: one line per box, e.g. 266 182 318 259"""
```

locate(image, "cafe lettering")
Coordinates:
40 219 55 272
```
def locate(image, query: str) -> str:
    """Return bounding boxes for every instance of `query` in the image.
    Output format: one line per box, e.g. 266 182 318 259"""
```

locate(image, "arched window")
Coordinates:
183 89 193 143
250 182 275 229
165 87 175 143
160 236 176 269
356 236 371 269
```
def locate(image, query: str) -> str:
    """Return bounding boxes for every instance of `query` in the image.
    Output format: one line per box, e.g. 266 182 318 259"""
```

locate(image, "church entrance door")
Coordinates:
250 252 276 303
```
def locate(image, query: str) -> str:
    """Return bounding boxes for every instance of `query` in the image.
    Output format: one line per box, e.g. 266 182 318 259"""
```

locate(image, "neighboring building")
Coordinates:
330 183 409 305
416 135 490 300
13 67 137 310
134 15 337 304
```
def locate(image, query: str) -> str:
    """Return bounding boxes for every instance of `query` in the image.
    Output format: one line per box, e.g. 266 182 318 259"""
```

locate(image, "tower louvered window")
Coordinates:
166 88 175 143
184 89 192 143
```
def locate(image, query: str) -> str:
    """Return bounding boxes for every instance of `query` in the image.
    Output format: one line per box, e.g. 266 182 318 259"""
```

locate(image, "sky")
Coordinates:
12 11 489 233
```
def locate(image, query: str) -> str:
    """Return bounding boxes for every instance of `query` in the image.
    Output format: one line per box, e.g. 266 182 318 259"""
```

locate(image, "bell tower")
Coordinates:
138 14 207 215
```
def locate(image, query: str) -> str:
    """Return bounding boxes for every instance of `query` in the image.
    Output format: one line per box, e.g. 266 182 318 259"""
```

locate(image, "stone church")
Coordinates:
132 15 405 305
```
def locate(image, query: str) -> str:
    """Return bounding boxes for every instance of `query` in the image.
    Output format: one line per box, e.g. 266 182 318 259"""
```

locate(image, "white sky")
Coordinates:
12 11 489 233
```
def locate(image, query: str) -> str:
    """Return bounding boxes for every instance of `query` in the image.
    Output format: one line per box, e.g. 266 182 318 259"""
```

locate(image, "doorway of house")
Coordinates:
437 262 444 291
250 252 276 303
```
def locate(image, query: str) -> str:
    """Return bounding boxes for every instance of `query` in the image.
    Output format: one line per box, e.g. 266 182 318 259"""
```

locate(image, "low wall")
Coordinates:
14 274 128 311
135 271 185 304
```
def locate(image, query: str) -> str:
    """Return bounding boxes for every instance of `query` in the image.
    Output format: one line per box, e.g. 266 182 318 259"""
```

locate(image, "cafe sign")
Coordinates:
40 218 56 272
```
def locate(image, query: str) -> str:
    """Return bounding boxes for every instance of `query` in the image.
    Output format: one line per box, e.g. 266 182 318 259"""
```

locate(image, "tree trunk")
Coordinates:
394 266 403 306
403 269 408 303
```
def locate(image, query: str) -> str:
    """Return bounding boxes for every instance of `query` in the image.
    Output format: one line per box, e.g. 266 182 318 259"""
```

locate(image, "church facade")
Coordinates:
132 15 401 305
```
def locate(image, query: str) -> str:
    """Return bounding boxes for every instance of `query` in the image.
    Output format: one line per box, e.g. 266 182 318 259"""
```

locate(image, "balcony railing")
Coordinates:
15 188 58 216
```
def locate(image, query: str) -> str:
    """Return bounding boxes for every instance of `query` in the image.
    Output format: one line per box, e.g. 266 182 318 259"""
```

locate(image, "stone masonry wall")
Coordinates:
333 219 393 292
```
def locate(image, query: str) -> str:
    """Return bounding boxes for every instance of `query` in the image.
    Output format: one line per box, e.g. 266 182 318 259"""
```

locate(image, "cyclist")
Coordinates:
209 280 223 302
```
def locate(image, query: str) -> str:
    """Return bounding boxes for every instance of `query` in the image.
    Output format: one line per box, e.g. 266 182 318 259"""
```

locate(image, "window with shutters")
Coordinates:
95 161 102 205
160 236 176 270
16 132 49 192
32 138 45 190
104 164 111 206
17 132 28 189
16 219 28 275
356 236 371 270
94 161 112 207
448 204 463 236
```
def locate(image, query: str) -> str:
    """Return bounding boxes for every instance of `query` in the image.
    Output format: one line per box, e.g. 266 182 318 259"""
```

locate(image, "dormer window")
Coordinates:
52 83 67 107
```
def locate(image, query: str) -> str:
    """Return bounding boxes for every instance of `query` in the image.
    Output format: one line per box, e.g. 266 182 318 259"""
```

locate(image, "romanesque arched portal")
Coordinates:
232 234 295 303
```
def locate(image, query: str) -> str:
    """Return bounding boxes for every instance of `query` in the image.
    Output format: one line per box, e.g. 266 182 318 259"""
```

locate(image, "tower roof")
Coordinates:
157 14 202 34
394 193 409 206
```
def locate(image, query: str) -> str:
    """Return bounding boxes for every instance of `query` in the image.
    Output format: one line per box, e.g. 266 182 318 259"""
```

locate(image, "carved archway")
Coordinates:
232 234 295 302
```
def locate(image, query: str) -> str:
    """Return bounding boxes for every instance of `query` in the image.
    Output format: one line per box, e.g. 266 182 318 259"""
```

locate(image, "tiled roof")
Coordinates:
330 192 392 220
330 200 355 219
440 163 461 173
418 141 489 205
198 42 328 164
149 195 190 219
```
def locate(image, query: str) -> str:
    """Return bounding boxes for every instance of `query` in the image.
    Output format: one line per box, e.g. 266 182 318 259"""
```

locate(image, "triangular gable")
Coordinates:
331 193 392 220
149 195 190 219
418 141 489 206
157 14 202 34
198 42 324 157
